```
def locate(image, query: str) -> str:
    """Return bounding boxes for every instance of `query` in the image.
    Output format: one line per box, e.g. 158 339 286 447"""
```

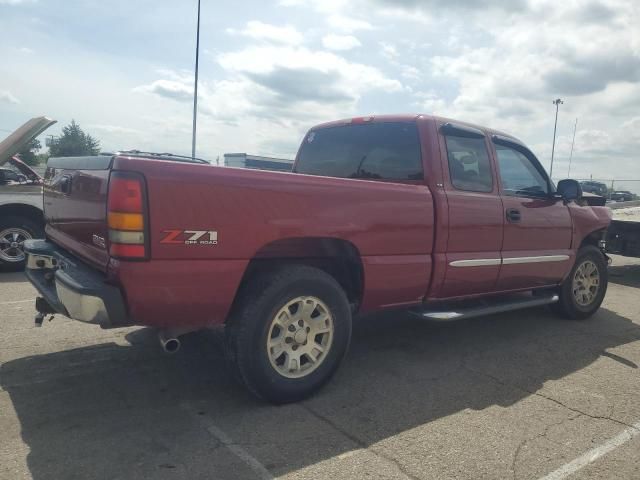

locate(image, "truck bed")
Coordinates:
607 206 640 257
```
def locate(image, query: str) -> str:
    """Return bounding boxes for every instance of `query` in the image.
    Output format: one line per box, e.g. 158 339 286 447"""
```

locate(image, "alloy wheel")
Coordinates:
266 296 334 379
0 228 32 263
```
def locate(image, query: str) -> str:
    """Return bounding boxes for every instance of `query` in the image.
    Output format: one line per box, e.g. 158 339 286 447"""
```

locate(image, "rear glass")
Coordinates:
295 122 423 181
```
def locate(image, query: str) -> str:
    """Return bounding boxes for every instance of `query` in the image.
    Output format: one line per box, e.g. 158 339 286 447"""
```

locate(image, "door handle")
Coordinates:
506 208 521 223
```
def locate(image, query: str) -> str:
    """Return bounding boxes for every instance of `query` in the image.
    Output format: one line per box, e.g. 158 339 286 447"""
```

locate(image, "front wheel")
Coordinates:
225 265 352 404
553 246 608 320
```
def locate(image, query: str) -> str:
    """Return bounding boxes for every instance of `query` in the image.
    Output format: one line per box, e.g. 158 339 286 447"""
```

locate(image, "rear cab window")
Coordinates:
295 122 423 181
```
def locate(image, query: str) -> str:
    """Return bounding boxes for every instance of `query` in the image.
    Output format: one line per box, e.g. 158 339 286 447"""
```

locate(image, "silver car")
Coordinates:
0 117 56 268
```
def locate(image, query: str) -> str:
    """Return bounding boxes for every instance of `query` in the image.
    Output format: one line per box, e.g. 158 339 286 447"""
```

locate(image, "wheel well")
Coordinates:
236 237 364 314
579 228 607 250
0 204 44 227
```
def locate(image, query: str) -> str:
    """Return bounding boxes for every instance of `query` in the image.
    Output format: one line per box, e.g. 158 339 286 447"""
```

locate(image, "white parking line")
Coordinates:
181 404 273 480
538 420 640 480
0 299 33 306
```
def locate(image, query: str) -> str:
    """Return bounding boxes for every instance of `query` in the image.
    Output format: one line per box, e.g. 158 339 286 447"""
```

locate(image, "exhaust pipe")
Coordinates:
159 331 181 354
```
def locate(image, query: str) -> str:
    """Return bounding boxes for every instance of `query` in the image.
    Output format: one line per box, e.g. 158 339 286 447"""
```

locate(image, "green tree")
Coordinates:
17 138 42 166
49 120 101 157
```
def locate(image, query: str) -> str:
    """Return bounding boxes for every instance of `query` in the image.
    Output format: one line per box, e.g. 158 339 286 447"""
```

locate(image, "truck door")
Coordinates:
437 123 503 298
492 136 573 290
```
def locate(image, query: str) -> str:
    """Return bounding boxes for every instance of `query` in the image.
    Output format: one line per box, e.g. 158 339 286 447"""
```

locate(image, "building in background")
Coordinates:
223 153 293 172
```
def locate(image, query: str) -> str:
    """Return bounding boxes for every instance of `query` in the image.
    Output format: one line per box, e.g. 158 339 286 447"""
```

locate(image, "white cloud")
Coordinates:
379 42 398 59
133 79 193 102
400 64 420 80
327 14 373 32
87 124 141 135
0 90 20 104
227 21 303 45
217 46 402 106
322 34 361 51
0 0 35 4
414 91 446 113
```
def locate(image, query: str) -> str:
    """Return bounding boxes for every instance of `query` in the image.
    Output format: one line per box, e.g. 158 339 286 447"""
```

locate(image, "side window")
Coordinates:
444 135 493 192
495 145 549 197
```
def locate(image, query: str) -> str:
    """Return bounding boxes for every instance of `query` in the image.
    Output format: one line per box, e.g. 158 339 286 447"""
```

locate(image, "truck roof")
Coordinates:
309 113 523 144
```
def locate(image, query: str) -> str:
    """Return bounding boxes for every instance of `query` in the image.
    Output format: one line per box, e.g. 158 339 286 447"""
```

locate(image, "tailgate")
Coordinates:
44 155 113 271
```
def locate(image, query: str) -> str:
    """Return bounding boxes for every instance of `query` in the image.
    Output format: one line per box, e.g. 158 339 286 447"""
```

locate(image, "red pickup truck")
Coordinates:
24 114 612 403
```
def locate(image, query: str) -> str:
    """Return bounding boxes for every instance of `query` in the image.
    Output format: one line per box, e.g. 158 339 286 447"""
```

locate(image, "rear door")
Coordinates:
437 123 503 298
492 137 572 290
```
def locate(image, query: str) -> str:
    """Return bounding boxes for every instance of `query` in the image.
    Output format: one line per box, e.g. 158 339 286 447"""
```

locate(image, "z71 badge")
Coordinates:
160 230 218 245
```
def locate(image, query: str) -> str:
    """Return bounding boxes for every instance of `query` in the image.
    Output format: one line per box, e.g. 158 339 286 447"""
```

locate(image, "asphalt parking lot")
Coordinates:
1 256 639 480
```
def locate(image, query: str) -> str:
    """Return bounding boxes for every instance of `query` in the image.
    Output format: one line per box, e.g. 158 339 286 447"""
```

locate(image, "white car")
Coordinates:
0 117 56 268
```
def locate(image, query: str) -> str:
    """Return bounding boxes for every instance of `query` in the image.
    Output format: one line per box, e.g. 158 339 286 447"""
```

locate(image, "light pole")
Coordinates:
549 98 563 179
567 117 578 178
191 0 201 159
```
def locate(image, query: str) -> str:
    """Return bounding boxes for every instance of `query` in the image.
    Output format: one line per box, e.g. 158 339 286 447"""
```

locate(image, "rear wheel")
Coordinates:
554 246 608 320
0 216 43 270
225 265 352 404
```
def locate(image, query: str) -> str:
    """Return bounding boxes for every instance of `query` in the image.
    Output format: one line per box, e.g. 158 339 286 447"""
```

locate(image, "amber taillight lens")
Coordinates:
107 171 148 259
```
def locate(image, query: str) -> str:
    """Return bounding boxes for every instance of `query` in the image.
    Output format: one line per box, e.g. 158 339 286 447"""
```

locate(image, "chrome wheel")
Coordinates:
267 296 334 379
0 228 32 263
572 260 600 306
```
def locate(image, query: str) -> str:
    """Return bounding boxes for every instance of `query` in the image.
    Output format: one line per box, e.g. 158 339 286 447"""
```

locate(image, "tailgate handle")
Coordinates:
60 175 72 194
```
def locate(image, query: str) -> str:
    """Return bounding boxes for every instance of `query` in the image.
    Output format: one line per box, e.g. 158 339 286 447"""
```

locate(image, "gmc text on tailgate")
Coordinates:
23 114 612 403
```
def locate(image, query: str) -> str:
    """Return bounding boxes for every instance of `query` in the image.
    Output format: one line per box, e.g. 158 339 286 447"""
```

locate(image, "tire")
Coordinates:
225 265 352 404
0 215 44 270
553 246 608 320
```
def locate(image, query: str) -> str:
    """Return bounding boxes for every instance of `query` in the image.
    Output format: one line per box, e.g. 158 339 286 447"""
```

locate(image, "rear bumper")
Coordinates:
23 239 130 328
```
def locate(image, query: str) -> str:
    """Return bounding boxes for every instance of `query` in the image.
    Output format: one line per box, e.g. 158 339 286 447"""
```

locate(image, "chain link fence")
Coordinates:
570 179 640 200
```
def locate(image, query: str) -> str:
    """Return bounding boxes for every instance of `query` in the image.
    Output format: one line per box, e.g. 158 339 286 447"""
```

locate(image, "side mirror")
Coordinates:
556 179 582 203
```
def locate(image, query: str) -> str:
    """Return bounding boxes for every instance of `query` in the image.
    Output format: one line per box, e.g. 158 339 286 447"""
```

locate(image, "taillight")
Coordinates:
107 171 148 259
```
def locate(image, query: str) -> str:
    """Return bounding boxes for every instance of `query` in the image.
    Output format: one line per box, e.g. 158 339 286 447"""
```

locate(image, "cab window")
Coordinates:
495 145 549 197
444 135 493 192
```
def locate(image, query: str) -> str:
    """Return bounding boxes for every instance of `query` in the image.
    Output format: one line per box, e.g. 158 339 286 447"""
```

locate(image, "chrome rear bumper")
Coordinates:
23 239 130 328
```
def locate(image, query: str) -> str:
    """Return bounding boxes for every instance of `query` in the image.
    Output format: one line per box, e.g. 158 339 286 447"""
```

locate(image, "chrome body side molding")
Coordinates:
502 255 570 265
450 255 570 267
450 258 501 267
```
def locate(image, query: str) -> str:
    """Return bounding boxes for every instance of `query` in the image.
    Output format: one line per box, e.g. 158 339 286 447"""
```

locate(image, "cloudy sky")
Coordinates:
1 0 639 187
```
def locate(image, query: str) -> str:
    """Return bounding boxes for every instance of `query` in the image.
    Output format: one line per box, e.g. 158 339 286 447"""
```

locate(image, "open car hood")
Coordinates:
0 116 56 166
6 155 43 182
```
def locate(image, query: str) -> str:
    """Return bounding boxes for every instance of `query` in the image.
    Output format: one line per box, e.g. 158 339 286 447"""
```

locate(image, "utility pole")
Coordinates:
550 98 563 179
191 0 201 159
567 117 578 178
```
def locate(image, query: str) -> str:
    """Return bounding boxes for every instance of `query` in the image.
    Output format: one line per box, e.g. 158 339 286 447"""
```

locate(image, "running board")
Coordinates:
411 293 559 321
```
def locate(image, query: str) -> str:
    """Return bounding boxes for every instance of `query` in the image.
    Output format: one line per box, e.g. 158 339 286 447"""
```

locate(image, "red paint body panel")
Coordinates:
360 255 432 312
109 258 248 329
499 249 575 287
107 153 435 326
497 196 573 290
568 204 612 250
44 167 110 270
441 191 503 297
41 114 612 331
